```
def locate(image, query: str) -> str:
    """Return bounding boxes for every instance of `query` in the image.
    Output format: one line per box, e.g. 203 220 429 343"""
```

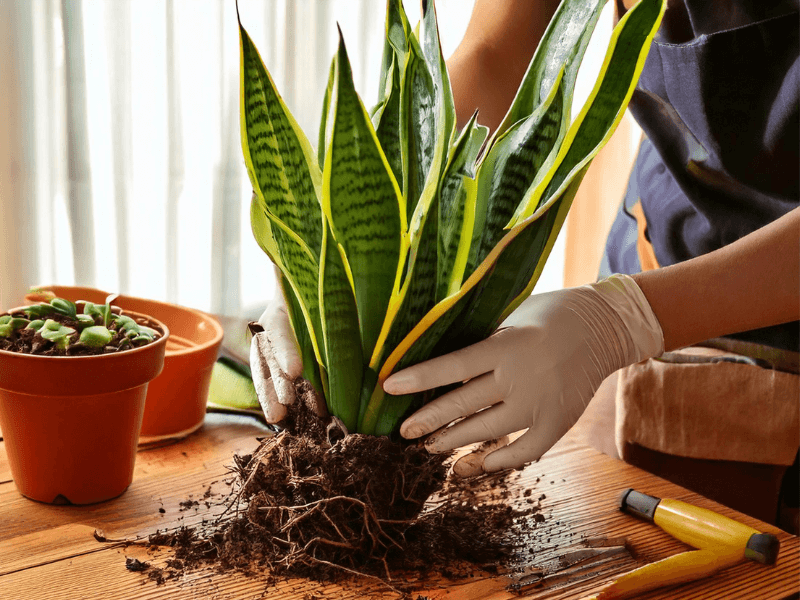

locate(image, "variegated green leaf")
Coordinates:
515 0 665 222
401 40 436 224
364 192 438 393
323 32 405 361
374 56 404 189
494 0 605 140
319 223 363 432
278 272 325 398
250 194 324 367
377 0 411 105
437 112 487 300
363 0 665 436
239 21 323 260
420 0 456 172
466 69 565 279
318 56 335 169
438 170 588 353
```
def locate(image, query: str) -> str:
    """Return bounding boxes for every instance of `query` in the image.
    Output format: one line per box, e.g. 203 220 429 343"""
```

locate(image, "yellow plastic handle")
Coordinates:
655 499 760 554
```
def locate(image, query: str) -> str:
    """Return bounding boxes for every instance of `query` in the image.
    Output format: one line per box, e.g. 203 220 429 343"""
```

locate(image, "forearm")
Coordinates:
633 208 800 351
448 0 559 132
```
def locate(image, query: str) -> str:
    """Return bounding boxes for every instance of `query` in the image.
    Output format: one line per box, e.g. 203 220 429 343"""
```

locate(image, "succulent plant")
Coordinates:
240 0 665 434
1 295 161 354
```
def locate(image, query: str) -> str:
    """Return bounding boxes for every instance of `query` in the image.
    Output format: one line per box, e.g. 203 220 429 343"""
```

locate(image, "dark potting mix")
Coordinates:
0 297 162 356
125 383 546 596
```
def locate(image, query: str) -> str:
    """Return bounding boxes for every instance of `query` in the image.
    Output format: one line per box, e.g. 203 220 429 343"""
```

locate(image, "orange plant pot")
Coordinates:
0 310 168 504
24 287 224 442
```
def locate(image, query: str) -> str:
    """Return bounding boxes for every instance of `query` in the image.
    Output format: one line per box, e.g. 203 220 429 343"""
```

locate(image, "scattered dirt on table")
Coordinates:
132 382 545 596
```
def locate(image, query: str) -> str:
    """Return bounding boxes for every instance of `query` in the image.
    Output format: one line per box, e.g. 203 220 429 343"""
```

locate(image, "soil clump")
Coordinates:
138 382 542 593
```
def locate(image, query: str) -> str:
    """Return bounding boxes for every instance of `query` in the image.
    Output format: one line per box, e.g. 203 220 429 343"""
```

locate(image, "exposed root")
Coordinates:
137 383 544 594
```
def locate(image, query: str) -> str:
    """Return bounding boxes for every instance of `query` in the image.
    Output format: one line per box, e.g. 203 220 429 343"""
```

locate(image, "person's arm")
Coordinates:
635 207 800 351
387 209 800 476
448 0 560 131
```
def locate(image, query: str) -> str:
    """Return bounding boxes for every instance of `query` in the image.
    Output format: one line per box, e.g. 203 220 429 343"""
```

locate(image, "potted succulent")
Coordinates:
0 295 169 504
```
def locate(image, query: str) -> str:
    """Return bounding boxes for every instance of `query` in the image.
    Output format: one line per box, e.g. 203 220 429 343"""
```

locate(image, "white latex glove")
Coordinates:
384 274 664 476
249 283 303 423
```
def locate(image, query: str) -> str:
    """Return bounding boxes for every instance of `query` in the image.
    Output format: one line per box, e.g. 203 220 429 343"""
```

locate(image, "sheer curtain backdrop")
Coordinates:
0 0 622 318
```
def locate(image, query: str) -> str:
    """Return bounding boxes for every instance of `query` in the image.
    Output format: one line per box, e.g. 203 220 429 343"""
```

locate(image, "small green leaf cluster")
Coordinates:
240 0 665 434
1 296 160 354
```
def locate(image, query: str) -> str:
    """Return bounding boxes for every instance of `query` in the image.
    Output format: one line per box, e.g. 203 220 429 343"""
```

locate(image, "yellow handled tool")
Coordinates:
581 489 780 600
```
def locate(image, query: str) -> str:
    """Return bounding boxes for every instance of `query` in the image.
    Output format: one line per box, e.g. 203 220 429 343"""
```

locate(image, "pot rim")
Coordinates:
0 308 170 362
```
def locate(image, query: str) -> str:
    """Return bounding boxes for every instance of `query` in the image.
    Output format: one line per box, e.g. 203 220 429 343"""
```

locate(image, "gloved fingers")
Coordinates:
264 340 297 407
383 335 501 395
400 373 503 439
452 435 511 478
250 332 289 423
481 423 555 472
260 304 303 380
424 403 520 454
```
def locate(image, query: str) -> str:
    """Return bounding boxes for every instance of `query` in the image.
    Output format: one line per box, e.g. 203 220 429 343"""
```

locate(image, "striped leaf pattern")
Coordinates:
240 24 322 259
437 113 486 300
401 41 436 224
323 33 404 362
374 0 665 434
495 0 605 140
279 272 325 398
249 193 324 366
518 0 665 221
319 224 364 432
374 57 404 189
377 0 411 106
318 57 335 169
467 70 566 278
242 0 665 435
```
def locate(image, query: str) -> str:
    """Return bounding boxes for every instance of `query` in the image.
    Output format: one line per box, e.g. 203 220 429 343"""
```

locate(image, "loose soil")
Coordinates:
134 382 544 596
0 307 161 356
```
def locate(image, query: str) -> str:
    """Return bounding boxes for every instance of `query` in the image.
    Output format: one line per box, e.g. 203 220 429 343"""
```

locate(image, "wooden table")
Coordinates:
0 412 797 600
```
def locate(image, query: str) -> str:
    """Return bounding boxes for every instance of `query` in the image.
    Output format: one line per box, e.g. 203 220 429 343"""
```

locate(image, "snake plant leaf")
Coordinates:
466 68 566 279
374 55 404 188
377 0 412 105
494 0 605 141
366 187 439 379
318 56 336 169
250 193 325 367
363 0 665 436
515 0 665 223
401 40 436 224
439 170 588 353
419 0 456 177
278 272 325 398
323 31 405 361
239 19 323 260
437 112 487 300
319 223 364 431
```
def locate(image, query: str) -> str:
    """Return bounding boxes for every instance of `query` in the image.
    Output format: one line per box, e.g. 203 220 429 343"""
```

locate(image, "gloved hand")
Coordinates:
249 285 303 423
384 274 664 476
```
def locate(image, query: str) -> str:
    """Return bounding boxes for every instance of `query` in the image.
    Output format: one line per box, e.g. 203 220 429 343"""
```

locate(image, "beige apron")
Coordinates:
609 202 800 526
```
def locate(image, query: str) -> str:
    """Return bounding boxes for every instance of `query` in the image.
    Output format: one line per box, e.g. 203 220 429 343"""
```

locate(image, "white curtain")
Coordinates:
1 0 604 318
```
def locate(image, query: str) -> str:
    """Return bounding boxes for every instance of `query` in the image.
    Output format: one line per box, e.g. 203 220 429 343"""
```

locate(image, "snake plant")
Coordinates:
240 0 665 435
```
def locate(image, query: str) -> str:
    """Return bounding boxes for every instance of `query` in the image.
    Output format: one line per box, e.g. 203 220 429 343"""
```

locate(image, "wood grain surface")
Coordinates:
0 413 797 600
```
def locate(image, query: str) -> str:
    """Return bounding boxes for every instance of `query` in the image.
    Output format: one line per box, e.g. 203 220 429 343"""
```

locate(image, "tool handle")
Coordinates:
586 548 741 600
620 489 780 565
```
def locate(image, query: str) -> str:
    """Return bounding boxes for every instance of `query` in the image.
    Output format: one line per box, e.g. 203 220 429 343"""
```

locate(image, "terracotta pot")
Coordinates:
0 309 168 504
24 286 224 442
